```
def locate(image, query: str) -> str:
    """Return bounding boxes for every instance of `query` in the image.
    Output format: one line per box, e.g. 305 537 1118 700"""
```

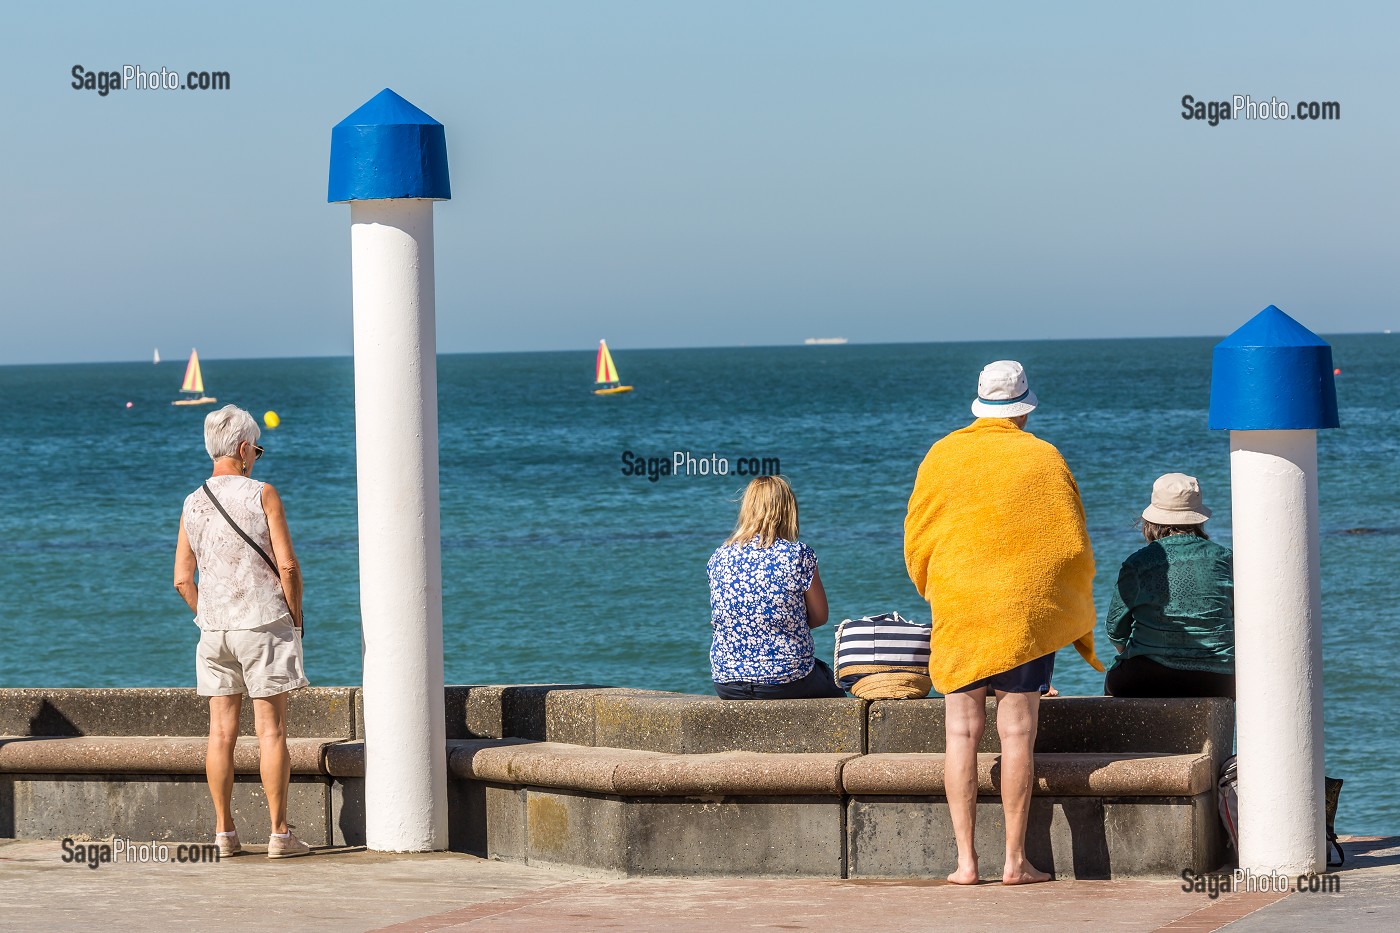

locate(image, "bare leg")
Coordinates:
253 693 291 836
944 688 988 884
995 689 1051 884
207 695 242 834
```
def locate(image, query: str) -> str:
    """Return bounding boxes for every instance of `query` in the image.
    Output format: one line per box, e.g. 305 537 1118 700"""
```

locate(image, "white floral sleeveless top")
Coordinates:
182 475 290 631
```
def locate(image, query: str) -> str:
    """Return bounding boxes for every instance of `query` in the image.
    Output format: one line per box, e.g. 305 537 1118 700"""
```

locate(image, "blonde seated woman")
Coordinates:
707 476 844 699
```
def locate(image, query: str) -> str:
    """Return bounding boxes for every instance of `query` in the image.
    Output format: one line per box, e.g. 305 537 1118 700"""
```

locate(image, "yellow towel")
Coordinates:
904 418 1104 694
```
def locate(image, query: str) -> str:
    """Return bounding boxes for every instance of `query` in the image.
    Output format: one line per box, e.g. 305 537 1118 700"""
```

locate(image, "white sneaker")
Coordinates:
216 831 242 857
266 831 311 859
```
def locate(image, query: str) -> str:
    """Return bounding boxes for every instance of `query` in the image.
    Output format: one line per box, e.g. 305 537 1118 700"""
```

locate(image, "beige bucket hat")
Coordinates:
1141 473 1212 525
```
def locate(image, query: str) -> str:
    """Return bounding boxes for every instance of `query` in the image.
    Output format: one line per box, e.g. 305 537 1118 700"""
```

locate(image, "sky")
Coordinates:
1 1 1395 365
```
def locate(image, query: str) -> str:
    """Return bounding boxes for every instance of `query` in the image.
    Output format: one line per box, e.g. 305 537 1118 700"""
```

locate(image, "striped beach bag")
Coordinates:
834 612 933 700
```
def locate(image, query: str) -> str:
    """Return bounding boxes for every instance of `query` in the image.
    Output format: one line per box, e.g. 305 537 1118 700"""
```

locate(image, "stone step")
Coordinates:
452 741 858 796
0 736 346 775
843 751 1214 796
2 736 1213 798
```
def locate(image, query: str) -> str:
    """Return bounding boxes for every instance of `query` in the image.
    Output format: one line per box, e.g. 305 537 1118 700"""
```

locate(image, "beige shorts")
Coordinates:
196 617 308 699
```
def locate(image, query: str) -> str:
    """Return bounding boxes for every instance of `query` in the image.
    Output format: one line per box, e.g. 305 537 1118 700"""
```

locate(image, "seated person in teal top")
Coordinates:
1104 473 1235 699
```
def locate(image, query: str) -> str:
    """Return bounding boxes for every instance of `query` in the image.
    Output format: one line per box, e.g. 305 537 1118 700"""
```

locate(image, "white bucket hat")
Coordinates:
970 360 1038 418
1141 473 1212 525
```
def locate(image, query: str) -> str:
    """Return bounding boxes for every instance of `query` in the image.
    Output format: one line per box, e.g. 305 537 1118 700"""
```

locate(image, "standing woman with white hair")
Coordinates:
173 404 311 858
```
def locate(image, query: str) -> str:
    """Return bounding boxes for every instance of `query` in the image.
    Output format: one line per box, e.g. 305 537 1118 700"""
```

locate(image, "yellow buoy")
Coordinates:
264 410 281 429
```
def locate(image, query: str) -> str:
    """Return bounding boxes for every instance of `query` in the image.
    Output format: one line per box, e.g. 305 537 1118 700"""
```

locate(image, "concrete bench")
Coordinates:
455 742 855 796
0 686 1233 878
843 752 1214 797
0 736 346 775
327 738 854 795
451 689 1234 878
437 689 1232 878
845 696 1232 879
325 738 1212 801
0 688 359 846
437 738 857 876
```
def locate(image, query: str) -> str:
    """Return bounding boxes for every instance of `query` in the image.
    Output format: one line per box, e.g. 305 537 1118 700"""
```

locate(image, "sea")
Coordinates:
1 336 1396 834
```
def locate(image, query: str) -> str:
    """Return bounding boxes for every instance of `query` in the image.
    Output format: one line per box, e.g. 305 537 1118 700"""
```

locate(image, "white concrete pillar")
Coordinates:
1229 429 1325 874
1209 304 1339 876
351 198 448 851
330 88 453 851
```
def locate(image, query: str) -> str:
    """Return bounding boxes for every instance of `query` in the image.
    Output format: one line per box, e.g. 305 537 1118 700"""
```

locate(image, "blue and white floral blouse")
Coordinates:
708 538 818 684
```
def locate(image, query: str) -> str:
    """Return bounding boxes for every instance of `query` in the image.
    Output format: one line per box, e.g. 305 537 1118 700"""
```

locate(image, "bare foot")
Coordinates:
1002 858 1052 885
947 858 980 885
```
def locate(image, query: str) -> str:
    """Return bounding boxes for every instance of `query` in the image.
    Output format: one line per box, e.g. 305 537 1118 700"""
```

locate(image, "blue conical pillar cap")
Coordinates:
328 88 451 202
1208 305 1339 430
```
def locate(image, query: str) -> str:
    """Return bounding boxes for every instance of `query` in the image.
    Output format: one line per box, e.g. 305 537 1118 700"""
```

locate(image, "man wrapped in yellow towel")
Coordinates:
905 360 1103 886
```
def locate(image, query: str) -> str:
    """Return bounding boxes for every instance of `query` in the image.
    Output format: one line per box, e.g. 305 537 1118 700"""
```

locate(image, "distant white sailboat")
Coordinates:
172 349 217 406
153 348 161 364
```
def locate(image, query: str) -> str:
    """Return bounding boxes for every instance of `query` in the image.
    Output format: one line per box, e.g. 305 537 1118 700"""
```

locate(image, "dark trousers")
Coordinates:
1105 654 1236 699
714 658 846 700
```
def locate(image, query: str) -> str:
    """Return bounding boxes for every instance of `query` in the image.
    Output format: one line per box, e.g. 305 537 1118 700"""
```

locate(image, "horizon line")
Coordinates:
1 330 1390 369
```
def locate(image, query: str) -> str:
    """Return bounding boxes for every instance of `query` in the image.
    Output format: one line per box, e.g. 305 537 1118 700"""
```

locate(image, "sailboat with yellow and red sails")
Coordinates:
172 349 218 406
593 339 633 395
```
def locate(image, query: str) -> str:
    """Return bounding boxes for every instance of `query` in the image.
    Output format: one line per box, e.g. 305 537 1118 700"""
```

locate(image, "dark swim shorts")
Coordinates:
951 651 1056 694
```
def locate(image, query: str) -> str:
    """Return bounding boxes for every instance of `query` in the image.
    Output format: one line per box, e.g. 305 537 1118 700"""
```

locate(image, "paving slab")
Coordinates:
0 835 1393 932
0 837 568 933
1216 836 1400 933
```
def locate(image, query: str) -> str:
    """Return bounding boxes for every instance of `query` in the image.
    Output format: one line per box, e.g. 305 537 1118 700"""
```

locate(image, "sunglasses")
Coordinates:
251 443 265 461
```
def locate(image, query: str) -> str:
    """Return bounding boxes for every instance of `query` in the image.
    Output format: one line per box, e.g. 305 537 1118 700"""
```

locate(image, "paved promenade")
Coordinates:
0 835 1394 932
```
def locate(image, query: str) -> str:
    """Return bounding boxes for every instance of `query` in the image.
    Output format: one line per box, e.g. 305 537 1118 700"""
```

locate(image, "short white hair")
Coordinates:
204 405 260 460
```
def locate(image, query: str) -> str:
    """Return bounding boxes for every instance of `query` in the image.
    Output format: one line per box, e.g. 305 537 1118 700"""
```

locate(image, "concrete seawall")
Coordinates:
0 686 1233 879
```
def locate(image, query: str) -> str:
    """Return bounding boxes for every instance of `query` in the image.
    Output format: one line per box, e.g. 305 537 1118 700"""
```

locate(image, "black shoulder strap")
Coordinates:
1328 832 1346 867
202 481 279 575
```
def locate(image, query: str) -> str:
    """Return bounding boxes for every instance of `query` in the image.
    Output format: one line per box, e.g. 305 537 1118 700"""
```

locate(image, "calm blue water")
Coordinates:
1 337 1396 833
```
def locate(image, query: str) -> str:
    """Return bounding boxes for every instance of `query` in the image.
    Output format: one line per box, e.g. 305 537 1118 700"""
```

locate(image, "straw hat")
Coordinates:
970 360 1039 418
1142 473 1212 525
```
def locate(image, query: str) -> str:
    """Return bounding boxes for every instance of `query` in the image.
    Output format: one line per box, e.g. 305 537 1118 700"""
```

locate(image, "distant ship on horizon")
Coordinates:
803 337 848 345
